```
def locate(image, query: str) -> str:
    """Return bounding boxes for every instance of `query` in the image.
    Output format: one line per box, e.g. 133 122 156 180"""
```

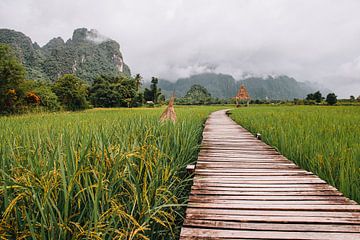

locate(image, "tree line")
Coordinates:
0 43 165 114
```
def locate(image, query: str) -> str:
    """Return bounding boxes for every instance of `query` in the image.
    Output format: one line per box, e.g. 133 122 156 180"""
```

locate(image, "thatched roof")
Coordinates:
235 84 250 100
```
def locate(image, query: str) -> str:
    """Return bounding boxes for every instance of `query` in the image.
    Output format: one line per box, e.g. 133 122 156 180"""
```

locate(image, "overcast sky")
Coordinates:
1 0 360 97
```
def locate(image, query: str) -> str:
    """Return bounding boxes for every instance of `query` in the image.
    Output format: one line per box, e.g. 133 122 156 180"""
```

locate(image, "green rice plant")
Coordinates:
230 106 360 203
0 106 225 239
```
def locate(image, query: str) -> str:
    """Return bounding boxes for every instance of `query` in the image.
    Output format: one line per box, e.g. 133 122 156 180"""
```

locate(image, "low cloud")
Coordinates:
1 0 360 97
85 29 110 44
337 56 360 79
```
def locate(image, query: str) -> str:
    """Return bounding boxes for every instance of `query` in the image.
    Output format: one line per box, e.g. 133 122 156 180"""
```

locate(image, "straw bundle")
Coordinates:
160 94 176 123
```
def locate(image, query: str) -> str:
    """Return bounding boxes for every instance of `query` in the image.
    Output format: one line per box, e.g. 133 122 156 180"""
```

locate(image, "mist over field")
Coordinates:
1 0 360 97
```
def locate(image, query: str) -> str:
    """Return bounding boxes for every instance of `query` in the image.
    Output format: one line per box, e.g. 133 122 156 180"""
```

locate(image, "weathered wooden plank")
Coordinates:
188 198 354 205
180 228 360 240
193 176 325 181
191 186 335 192
191 189 343 196
186 213 360 224
188 203 360 211
194 169 310 173
180 110 360 239
196 158 289 163
198 153 282 157
185 208 360 218
183 219 360 233
188 195 351 201
195 172 313 177
197 162 294 166
195 165 301 169
192 183 329 188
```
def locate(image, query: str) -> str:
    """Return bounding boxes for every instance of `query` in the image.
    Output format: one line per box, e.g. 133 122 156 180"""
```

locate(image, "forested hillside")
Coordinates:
157 73 321 100
0 28 131 82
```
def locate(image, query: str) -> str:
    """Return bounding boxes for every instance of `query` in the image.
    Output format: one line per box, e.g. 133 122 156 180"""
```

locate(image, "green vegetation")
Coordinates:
306 90 324 103
0 106 225 239
158 73 318 100
0 42 153 114
0 44 26 113
89 75 138 108
184 84 211 101
52 74 89 111
144 77 163 104
0 28 131 82
326 93 337 105
175 84 230 105
0 44 60 113
230 106 360 203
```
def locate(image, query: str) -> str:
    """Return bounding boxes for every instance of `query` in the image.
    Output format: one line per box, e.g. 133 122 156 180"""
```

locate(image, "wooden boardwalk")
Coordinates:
180 110 360 240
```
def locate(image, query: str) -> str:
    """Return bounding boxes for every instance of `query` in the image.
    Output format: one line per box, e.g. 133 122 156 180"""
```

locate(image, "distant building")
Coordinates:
235 84 251 107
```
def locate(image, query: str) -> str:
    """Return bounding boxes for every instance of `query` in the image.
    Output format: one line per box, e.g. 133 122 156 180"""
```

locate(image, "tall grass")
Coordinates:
0 106 224 239
230 106 360 203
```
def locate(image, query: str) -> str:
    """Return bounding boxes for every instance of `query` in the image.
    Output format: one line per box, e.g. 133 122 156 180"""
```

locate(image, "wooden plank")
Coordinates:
188 198 354 205
192 183 330 188
193 176 325 181
185 208 360 218
183 219 360 233
198 153 282 158
188 195 351 201
180 110 360 239
195 165 301 169
191 186 335 192
180 228 360 240
197 158 288 162
194 169 310 173
188 203 360 211
191 189 343 196
185 213 360 224
196 162 294 166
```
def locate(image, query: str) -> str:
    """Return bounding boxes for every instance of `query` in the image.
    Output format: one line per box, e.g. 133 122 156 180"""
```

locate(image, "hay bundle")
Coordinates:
160 94 176 123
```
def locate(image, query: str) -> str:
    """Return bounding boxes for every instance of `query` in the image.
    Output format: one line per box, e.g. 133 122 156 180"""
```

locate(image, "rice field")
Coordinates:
230 106 360 203
0 106 225 239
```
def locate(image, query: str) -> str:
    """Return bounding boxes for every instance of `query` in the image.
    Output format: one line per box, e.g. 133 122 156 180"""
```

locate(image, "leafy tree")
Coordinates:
90 77 118 107
114 75 137 107
326 93 337 105
144 77 162 103
0 44 26 113
52 74 89 111
185 84 211 99
182 84 212 105
350 95 355 102
313 91 323 103
306 93 314 101
134 74 142 92
158 94 166 104
306 91 323 103
133 92 144 107
144 88 153 102
89 75 138 107
21 80 60 111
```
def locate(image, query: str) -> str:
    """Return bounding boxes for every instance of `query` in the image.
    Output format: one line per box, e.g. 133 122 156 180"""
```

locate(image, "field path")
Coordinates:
180 109 360 240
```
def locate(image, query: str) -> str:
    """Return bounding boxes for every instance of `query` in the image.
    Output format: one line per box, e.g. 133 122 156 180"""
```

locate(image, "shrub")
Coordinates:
53 74 89 111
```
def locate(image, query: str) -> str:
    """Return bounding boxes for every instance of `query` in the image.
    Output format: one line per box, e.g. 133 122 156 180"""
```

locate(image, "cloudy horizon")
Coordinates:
1 0 360 97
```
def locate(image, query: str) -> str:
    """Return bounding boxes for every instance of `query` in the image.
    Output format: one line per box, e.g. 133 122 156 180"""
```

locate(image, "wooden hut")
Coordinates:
235 84 251 107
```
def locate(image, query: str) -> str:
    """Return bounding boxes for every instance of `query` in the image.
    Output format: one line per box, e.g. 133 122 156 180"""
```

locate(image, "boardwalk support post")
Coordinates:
186 164 196 174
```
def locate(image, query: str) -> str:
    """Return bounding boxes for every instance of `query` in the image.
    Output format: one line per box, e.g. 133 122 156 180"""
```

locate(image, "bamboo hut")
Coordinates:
160 93 176 123
235 84 251 107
